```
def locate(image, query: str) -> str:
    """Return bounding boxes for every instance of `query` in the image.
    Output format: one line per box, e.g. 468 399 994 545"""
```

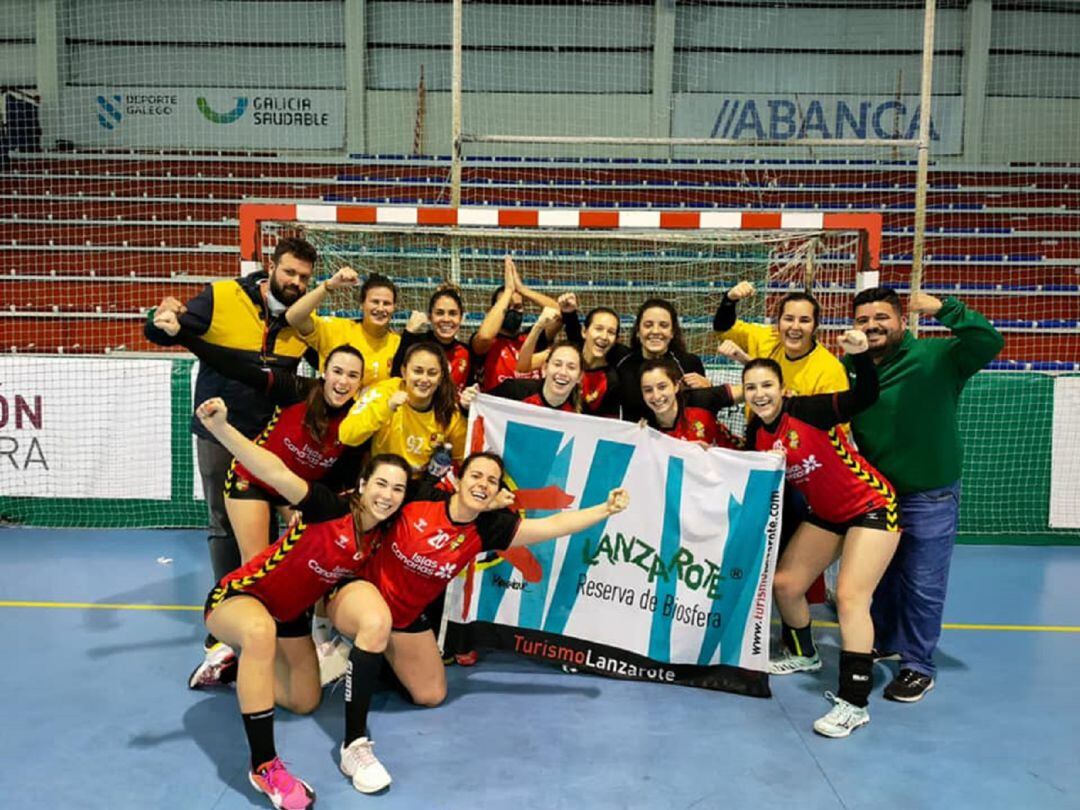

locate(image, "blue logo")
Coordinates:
96 95 122 130
196 97 249 124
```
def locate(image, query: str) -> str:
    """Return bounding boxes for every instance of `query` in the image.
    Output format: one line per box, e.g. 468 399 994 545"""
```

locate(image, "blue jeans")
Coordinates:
870 481 961 678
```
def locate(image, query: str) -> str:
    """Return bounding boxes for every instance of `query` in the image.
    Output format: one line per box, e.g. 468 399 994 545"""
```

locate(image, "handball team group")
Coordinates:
146 237 1002 809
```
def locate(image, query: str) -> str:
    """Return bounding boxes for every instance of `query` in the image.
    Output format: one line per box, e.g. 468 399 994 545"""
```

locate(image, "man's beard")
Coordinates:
864 328 898 357
270 275 302 306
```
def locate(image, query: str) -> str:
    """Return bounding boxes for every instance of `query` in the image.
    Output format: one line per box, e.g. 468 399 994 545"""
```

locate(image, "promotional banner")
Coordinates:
59 87 345 149
444 395 785 697
0 357 172 499
673 93 963 155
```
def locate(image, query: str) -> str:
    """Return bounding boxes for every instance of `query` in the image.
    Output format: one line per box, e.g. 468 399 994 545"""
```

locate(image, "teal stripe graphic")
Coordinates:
476 421 565 625
647 457 684 662
697 469 783 666
541 439 635 636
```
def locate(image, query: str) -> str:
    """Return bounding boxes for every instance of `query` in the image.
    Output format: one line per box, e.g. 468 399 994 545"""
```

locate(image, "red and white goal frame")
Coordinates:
238 202 883 288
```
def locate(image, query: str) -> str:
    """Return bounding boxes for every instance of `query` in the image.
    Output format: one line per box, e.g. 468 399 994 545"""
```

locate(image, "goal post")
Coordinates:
239 201 882 359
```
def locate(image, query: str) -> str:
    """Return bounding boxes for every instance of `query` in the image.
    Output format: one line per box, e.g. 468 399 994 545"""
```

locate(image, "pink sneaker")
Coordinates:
248 757 316 810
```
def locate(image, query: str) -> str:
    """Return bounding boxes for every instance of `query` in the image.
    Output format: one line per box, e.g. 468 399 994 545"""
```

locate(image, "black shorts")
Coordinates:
326 580 432 635
202 585 313 638
224 470 289 507
804 501 900 535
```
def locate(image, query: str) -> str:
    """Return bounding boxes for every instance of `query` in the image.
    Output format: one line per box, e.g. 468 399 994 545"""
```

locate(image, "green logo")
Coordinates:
196 97 248 124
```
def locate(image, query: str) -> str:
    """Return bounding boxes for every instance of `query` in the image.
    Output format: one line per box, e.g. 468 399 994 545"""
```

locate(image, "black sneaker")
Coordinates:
872 648 900 663
884 668 935 702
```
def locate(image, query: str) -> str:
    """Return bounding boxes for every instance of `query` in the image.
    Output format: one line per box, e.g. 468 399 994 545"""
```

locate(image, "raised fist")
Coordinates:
717 339 751 365
909 291 943 317
537 306 561 329
557 292 578 314
726 281 755 302
326 266 360 291
405 310 431 333
838 329 869 355
605 488 630 515
153 308 181 337
195 397 228 429
682 372 711 389
156 296 186 315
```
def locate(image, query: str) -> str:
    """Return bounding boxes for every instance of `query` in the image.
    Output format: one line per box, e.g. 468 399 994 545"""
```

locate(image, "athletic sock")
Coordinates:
344 648 384 747
312 614 333 647
781 621 817 658
242 708 277 770
837 650 874 708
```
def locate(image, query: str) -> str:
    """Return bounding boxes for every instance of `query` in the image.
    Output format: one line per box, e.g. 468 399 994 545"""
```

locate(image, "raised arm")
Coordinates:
338 382 406 447
515 306 560 373
789 331 878 429
195 398 310 504
510 258 560 336
152 309 311 404
472 256 517 355
911 292 1004 379
286 265 359 336
144 288 213 347
510 488 629 547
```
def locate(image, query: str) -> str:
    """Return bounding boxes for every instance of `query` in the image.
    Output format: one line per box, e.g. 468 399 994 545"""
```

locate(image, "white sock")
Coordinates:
312 615 333 646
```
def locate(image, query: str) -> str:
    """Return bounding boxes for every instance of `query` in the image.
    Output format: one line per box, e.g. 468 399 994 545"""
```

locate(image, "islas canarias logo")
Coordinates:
196 97 249 124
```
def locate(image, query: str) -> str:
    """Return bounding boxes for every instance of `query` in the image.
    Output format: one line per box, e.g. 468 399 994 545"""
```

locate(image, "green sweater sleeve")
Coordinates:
934 296 1005 379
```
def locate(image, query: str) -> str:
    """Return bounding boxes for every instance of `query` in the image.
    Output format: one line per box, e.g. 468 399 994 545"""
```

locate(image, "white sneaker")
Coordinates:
813 692 870 738
317 637 351 687
188 642 237 689
340 737 392 793
768 650 822 675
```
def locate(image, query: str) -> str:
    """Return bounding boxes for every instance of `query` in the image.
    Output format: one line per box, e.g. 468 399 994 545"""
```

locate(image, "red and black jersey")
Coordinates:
660 406 741 449
361 479 521 628
443 340 475 391
475 333 541 392
643 385 740 448
580 364 621 417
228 400 350 497
746 354 896 526
207 483 382 622
492 378 577 413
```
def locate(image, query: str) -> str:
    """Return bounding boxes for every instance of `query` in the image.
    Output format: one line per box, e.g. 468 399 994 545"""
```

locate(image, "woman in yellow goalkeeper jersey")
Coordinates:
713 281 849 398
338 341 468 473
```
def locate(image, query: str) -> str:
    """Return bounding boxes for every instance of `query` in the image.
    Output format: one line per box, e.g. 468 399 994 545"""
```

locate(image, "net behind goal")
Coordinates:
244 203 879 364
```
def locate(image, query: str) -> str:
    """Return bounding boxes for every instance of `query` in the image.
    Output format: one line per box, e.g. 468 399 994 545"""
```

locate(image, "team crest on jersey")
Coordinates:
693 420 706 439
448 533 466 551
786 429 800 449
235 478 249 492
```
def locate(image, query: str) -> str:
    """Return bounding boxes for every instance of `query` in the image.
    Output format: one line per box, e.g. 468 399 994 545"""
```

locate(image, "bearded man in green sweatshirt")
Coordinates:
845 287 1003 702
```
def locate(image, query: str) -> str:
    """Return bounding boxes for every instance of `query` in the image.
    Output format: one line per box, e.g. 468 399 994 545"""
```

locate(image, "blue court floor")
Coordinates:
1 528 1077 810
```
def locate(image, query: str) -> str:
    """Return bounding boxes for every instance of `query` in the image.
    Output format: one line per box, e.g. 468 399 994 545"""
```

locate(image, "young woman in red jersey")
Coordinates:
327 451 631 795
517 296 627 417
742 329 900 740
195 397 410 810
493 333 585 412
391 285 474 392
153 306 366 563
639 357 743 449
